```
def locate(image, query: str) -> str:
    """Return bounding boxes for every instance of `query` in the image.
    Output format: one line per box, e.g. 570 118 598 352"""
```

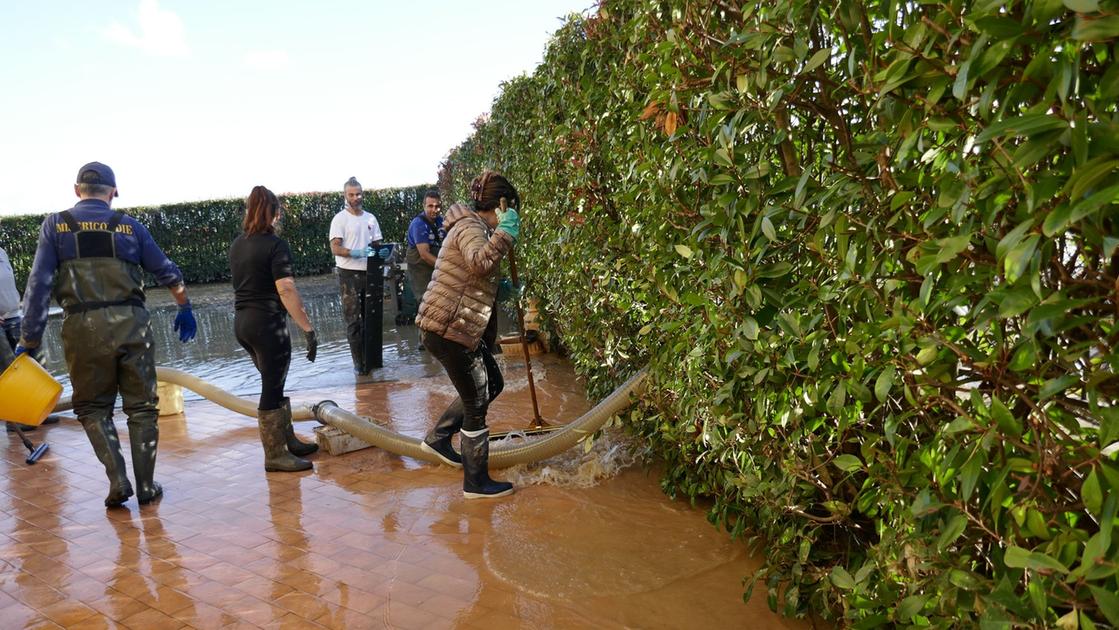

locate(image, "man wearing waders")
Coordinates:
405 189 444 316
17 162 197 507
328 176 389 375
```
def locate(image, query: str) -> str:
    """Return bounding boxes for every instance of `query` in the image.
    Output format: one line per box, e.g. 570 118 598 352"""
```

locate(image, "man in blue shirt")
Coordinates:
18 162 198 507
405 189 444 310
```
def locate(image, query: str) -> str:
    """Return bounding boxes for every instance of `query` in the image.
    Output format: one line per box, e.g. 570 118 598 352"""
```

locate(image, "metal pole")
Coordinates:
363 252 385 370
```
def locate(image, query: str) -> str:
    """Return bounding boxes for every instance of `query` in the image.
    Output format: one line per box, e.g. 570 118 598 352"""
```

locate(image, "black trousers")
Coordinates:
422 331 503 432
235 308 291 410
336 268 366 370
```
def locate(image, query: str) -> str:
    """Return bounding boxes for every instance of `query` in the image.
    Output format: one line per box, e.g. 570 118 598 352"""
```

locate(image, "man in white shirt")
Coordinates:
329 176 388 374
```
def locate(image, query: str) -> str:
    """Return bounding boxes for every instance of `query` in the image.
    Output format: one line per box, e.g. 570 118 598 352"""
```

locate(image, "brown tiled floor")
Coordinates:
2 356 809 629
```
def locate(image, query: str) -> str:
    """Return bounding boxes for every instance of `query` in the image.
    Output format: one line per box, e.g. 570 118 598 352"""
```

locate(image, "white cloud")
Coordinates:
243 50 289 72
104 0 189 57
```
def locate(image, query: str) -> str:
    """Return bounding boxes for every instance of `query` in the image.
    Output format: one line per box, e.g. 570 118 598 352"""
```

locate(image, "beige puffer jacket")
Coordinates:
416 203 513 350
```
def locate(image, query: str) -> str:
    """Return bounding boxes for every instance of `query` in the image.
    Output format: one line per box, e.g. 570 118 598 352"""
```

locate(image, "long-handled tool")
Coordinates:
507 248 550 430
10 423 49 464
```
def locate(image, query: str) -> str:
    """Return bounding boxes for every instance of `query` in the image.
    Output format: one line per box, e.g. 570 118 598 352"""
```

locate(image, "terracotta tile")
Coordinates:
272 589 332 619
35 598 100 626
9 584 66 609
0 602 52 627
229 574 293 600
0 356 808 630
222 594 290 626
313 606 374 629
84 592 153 621
168 601 242 627
119 605 184 629
379 580 440 607
23 618 65 630
415 573 477 600
67 615 128 630
107 572 156 599
259 611 325 630
319 584 385 615
422 592 478 620
380 600 440 629
199 561 257 586
133 584 195 615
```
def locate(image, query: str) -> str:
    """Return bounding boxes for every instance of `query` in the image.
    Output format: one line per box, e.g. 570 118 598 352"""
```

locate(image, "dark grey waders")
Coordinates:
55 210 162 506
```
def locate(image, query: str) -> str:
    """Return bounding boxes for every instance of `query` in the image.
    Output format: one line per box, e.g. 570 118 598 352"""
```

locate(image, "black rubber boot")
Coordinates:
421 400 463 467
280 398 318 457
461 428 513 499
258 408 312 472
80 415 134 507
128 417 162 505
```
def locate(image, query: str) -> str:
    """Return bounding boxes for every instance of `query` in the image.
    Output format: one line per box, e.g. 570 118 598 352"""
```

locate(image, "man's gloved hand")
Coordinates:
304 329 318 363
495 207 520 242
496 278 522 303
376 246 392 260
349 246 372 258
13 345 36 360
173 301 197 342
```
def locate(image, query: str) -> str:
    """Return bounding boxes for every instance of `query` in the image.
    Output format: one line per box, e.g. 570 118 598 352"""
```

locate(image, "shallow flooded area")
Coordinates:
3 277 812 628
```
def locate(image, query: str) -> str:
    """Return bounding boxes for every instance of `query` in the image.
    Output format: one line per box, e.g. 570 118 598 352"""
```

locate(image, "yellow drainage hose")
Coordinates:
52 368 318 420
315 368 647 468
55 366 647 469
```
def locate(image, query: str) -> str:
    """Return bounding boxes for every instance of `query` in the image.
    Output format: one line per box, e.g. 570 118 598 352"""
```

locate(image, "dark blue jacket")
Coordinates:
20 199 183 345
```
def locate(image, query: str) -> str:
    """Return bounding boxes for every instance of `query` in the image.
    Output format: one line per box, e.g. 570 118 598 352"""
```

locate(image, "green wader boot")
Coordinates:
258 407 312 472
280 398 318 457
80 415 134 507
461 427 513 499
128 416 163 504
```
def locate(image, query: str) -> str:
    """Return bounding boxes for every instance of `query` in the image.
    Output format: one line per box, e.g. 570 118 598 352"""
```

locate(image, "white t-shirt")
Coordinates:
329 208 383 271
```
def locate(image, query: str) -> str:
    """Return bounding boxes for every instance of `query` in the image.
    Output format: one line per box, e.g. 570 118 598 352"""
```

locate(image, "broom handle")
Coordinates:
507 249 543 426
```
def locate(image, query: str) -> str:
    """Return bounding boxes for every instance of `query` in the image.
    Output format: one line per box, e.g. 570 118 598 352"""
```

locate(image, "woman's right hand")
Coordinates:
496 208 520 242
303 329 318 363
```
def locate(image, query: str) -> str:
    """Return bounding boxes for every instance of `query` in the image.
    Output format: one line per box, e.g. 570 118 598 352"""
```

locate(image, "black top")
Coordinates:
229 233 294 314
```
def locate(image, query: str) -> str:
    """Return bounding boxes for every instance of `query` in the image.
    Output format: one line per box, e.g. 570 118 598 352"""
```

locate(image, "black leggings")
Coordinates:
422 330 503 432
235 309 291 411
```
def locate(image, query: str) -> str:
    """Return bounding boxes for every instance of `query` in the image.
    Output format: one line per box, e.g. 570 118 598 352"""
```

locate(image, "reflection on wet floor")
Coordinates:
4 298 812 628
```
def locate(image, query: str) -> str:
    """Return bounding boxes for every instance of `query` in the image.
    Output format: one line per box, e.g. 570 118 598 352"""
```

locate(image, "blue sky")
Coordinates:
0 0 591 216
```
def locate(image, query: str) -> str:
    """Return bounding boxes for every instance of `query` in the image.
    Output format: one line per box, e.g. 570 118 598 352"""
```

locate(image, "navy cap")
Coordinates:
76 162 117 189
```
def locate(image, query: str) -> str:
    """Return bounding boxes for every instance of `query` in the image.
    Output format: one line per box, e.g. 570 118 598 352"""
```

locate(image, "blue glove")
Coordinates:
349 246 372 258
496 279 522 303
14 345 35 359
495 207 520 242
377 246 392 260
173 302 197 343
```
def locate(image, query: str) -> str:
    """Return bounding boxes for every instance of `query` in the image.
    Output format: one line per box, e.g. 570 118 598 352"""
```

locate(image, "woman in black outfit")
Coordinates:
230 186 319 472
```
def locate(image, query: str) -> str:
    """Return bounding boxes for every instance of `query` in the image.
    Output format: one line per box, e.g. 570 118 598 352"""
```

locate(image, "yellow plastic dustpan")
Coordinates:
0 354 63 427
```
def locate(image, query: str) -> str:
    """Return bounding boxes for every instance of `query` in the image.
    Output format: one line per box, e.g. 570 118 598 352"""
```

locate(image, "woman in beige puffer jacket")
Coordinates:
416 171 521 499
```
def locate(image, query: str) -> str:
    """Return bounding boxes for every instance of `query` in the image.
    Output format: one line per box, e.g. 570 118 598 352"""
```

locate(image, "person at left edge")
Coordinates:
18 162 197 508
1 241 34 433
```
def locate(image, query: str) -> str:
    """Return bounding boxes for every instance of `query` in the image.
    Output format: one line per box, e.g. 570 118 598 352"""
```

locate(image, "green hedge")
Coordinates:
440 1 1118 626
0 185 432 288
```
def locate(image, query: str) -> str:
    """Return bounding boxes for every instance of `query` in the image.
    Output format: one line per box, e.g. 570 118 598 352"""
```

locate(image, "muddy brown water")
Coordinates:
11 274 816 628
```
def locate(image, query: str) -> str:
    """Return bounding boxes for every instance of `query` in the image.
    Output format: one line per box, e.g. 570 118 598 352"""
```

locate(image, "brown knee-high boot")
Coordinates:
258 408 312 472
280 398 318 457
